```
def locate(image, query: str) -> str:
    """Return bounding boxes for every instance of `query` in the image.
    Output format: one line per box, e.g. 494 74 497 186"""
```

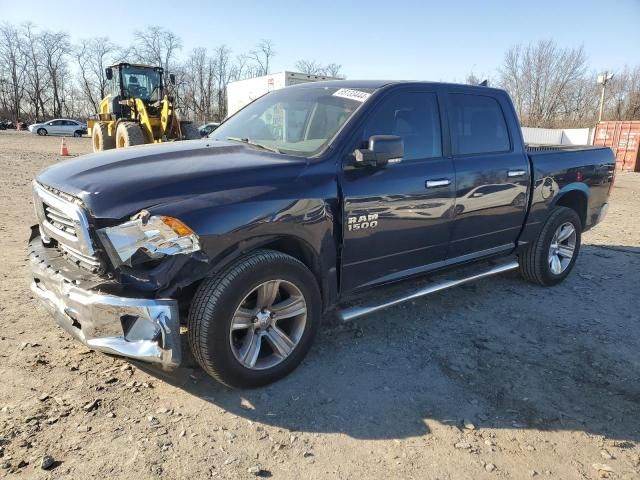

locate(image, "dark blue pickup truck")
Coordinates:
29 81 615 388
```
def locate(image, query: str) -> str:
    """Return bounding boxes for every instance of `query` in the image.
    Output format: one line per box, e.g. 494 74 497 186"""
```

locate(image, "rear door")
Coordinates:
62 120 78 135
340 87 456 292
446 91 530 260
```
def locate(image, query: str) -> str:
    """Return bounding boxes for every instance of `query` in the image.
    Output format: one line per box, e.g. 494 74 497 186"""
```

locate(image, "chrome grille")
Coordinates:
44 204 78 237
33 182 102 272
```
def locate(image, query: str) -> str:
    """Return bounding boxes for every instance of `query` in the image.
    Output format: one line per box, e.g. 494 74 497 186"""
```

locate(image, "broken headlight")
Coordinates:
97 211 200 267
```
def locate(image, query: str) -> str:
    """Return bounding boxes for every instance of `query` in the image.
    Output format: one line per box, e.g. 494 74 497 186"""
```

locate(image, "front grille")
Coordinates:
33 182 102 272
60 244 102 271
44 204 78 238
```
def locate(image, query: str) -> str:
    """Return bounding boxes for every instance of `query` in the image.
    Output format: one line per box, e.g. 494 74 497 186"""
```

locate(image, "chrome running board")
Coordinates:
338 260 519 322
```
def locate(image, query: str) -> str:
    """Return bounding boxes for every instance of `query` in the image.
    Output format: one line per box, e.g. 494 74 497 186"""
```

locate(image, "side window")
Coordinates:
362 91 442 161
449 94 510 155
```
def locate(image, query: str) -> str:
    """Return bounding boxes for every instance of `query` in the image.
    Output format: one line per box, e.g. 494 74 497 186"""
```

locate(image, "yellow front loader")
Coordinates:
88 63 199 152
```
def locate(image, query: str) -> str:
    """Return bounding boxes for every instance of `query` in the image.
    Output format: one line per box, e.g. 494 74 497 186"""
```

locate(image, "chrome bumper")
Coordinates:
29 234 181 368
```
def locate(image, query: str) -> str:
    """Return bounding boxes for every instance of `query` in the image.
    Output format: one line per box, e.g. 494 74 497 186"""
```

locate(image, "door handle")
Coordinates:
425 178 451 188
507 169 527 177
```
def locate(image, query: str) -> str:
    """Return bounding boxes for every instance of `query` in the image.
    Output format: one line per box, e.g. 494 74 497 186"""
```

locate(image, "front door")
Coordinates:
340 88 456 292
446 91 530 259
47 120 64 135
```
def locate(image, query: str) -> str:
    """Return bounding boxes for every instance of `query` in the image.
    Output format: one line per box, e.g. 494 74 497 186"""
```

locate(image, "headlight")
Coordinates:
98 212 200 267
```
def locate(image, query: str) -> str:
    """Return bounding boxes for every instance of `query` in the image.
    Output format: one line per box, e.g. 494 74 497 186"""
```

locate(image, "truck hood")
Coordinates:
37 139 308 219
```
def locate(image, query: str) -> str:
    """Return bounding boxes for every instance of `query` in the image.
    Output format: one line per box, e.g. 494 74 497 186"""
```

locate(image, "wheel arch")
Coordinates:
204 234 336 312
552 183 590 227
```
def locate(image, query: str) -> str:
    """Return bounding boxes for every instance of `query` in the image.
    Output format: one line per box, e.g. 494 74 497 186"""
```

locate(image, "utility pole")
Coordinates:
597 72 614 122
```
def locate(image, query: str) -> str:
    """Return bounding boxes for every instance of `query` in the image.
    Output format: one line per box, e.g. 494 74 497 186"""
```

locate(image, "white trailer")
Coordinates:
226 71 339 117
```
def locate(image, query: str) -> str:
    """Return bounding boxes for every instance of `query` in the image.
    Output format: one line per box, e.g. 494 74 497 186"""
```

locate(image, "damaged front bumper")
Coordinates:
28 233 181 368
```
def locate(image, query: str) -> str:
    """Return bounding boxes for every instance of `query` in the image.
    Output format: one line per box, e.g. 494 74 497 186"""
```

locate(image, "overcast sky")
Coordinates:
2 0 639 81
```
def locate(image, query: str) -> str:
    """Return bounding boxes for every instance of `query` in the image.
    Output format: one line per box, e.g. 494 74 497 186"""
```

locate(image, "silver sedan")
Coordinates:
28 119 87 137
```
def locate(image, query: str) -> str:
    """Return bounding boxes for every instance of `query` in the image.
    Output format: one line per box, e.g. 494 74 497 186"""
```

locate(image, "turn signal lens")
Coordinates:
160 216 194 237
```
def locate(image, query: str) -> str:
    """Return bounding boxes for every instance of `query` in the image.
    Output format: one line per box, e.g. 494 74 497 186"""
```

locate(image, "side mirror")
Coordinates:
169 73 176 86
105 67 113 80
354 135 403 168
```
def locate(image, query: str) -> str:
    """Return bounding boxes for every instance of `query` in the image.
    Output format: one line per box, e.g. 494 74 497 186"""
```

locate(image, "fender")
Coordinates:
552 182 591 206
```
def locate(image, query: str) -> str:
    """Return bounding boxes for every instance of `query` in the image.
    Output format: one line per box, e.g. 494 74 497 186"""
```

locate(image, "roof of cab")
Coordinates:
289 79 507 95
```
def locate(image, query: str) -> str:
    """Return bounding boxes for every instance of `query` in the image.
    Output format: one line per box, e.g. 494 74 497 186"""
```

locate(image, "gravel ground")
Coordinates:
0 129 639 479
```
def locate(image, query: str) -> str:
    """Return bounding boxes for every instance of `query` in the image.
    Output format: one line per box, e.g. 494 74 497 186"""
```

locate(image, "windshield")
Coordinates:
212 86 375 157
121 66 162 102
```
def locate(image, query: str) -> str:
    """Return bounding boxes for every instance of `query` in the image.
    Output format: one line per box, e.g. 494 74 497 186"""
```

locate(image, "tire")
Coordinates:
37 128 47 136
115 122 146 148
180 122 200 140
188 249 321 388
92 122 115 152
518 206 582 286
73 130 83 138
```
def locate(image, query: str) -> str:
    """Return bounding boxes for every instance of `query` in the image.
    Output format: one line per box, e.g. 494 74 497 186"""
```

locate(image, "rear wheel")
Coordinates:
180 122 200 140
115 122 146 148
37 128 47 136
92 122 115 152
518 206 582 286
188 249 321 388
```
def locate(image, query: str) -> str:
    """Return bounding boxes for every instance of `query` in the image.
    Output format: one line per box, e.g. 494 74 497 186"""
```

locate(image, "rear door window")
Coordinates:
449 94 510 155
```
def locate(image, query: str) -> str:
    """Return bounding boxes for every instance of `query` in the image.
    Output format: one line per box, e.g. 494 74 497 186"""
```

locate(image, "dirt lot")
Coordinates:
0 129 639 479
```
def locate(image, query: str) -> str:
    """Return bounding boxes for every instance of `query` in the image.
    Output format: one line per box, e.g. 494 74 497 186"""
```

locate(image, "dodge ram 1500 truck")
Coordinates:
28 81 615 388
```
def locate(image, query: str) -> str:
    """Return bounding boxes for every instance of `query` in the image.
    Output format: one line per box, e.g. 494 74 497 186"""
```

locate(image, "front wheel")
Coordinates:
518 206 582 286
73 130 83 138
188 250 321 388
115 122 146 148
92 122 115 152
37 128 47 136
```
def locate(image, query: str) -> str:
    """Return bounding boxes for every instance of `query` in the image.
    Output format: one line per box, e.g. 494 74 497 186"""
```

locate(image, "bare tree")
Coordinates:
247 39 275 76
0 22 27 120
182 47 213 121
39 30 71 118
231 53 250 81
324 63 344 78
295 59 345 78
499 40 588 127
605 65 640 120
295 59 324 75
20 23 48 120
465 72 481 85
132 26 182 73
213 45 233 119
75 37 117 113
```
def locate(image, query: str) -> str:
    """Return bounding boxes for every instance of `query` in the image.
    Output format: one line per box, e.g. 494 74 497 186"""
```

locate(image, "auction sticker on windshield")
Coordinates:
332 88 371 103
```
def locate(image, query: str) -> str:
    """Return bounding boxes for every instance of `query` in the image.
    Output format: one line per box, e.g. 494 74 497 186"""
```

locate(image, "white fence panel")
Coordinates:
522 127 594 145
521 127 562 145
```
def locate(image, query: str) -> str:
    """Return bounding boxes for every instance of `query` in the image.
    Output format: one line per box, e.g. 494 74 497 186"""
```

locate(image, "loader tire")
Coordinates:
180 122 200 140
92 122 115 152
115 122 146 148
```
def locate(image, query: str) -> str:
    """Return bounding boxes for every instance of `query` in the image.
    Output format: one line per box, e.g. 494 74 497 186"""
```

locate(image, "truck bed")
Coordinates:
525 144 605 153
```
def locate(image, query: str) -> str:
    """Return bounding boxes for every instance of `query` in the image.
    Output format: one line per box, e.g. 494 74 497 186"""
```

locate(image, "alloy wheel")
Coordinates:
229 280 307 370
548 222 576 275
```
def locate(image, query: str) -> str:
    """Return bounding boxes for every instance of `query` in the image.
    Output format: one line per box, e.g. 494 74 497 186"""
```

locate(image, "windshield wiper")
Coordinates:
225 137 281 154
